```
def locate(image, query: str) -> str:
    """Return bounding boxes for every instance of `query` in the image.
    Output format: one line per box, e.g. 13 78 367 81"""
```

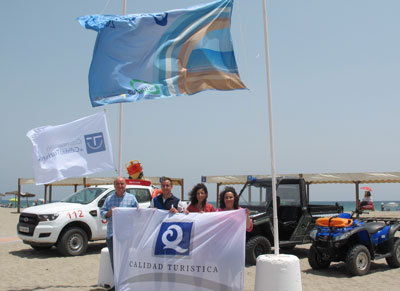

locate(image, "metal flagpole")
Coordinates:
118 0 127 176
262 0 280 255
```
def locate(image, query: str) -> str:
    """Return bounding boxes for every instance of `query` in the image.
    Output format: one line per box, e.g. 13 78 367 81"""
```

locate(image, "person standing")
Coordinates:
216 186 253 232
151 177 185 213
186 183 215 213
101 176 138 272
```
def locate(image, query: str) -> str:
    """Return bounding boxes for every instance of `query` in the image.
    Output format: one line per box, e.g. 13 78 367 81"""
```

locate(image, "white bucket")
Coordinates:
255 254 302 291
98 247 115 288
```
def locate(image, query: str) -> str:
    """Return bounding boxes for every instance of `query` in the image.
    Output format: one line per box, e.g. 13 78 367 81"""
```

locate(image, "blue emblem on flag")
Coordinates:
155 222 193 256
84 132 106 154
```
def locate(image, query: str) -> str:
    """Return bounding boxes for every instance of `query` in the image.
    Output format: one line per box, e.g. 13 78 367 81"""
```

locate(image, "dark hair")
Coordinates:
189 183 208 208
161 176 173 185
366 191 372 197
219 186 239 209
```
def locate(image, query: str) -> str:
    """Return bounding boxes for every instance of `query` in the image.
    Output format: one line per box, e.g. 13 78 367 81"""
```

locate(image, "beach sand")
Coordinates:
1 208 399 291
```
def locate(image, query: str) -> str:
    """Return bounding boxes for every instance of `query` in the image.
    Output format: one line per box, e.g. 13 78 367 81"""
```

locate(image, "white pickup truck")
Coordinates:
17 180 154 256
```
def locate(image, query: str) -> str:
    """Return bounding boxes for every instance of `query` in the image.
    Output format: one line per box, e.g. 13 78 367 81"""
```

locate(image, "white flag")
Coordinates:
26 111 115 185
113 208 246 291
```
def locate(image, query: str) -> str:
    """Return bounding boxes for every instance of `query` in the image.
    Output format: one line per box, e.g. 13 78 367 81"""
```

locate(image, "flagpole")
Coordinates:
262 0 279 255
118 0 127 176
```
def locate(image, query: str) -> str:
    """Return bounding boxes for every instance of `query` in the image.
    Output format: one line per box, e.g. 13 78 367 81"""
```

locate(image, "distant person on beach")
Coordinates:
216 186 253 232
186 183 215 213
360 191 375 211
100 177 138 272
150 177 185 213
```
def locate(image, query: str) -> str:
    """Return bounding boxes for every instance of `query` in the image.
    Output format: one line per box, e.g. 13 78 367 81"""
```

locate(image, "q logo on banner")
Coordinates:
155 222 193 256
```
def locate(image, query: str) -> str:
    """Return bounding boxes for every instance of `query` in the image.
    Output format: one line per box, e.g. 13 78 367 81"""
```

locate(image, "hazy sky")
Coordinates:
1 0 399 202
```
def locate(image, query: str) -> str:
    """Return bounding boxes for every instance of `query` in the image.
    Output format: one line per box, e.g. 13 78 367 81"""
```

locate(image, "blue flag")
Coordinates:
78 0 246 107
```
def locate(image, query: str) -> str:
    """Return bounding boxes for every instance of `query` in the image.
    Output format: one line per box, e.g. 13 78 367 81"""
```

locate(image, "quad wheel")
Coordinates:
57 227 88 256
386 238 400 268
246 235 271 265
308 245 331 269
346 244 371 276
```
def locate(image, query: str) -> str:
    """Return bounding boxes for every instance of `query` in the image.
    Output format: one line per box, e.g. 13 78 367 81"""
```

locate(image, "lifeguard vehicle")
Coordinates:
17 179 153 256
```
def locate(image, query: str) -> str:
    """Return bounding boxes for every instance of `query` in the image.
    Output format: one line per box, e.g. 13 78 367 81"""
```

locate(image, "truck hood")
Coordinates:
22 202 88 214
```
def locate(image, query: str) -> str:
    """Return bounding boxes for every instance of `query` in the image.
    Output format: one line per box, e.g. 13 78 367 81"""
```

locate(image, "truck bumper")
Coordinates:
17 222 59 245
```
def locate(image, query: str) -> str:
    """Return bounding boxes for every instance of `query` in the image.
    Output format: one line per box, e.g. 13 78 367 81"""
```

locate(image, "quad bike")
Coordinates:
308 211 400 276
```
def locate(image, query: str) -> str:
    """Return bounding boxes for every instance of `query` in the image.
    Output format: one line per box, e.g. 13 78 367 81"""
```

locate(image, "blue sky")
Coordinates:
1 0 399 202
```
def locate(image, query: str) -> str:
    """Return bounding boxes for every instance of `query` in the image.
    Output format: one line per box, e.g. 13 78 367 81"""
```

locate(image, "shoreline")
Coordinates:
1 209 399 291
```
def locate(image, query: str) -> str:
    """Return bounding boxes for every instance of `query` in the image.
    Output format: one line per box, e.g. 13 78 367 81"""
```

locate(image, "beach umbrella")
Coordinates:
5 191 36 207
361 186 372 191
386 202 399 208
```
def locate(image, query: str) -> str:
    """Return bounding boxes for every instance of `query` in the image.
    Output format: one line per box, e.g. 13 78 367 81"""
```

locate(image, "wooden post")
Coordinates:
44 185 48 203
49 185 53 203
355 182 360 212
17 178 21 213
248 184 252 204
181 179 184 200
216 183 221 208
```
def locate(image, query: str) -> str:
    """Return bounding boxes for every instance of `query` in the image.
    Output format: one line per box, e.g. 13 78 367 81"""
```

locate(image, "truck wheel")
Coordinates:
346 244 371 276
308 245 331 269
386 238 400 268
246 236 271 265
58 227 88 256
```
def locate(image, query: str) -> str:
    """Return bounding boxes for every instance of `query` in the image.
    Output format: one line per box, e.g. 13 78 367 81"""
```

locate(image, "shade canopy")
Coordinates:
201 172 400 185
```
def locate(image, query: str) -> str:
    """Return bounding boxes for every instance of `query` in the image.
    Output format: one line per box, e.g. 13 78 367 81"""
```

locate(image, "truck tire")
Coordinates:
346 244 371 276
386 238 400 268
246 236 271 265
308 245 331 269
58 227 88 256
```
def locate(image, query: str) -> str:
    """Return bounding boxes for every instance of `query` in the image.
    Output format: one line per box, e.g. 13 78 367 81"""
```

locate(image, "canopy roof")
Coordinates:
19 176 183 187
201 172 400 185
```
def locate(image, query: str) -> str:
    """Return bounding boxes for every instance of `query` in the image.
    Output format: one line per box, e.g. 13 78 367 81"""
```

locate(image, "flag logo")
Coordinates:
84 132 106 154
155 222 193 256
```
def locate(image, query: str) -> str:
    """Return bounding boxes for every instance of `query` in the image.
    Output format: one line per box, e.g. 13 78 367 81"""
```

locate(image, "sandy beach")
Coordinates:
1 208 399 291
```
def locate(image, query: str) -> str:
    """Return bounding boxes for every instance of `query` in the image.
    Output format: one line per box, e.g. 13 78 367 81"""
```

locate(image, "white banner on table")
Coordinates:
113 208 246 291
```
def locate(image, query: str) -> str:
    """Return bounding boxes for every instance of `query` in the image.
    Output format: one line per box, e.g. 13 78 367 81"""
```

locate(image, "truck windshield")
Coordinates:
61 188 107 204
240 183 301 207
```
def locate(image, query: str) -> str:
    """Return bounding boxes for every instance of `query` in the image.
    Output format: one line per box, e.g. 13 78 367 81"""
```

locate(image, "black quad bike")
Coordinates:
308 211 400 276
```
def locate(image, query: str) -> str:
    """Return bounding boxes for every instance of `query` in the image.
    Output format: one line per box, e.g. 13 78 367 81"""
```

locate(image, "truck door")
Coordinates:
126 188 151 208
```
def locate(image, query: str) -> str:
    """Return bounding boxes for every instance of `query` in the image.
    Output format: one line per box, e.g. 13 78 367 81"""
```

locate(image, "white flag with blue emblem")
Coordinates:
113 208 246 291
26 111 115 185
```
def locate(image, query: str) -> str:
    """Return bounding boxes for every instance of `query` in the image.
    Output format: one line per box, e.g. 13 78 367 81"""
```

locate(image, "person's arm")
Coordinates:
245 208 253 232
100 197 113 219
